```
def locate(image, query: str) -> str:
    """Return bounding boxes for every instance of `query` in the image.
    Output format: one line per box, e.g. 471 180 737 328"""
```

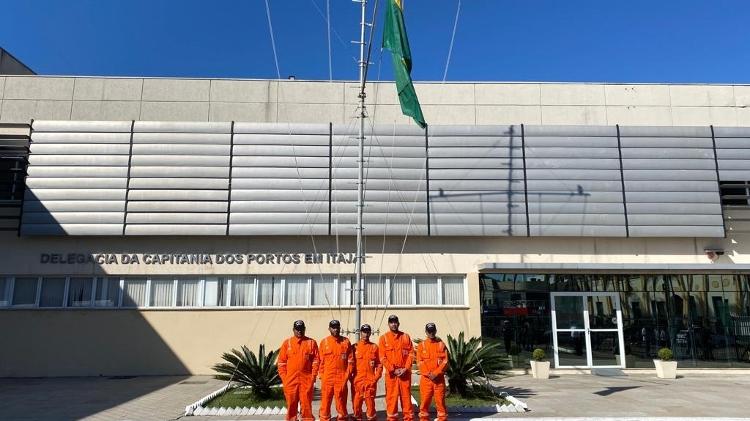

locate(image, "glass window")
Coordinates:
670 274 707 292
620 275 648 292
312 276 335 306
339 277 352 306
416 276 438 305
551 273 580 291
708 275 727 293
122 278 147 307
0 277 9 306
258 277 281 306
285 276 309 306
390 276 412 305
39 277 65 307
176 279 201 307
723 274 743 291
646 275 669 292
231 277 255 306
12 277 38 306
442 277 465 305
67 277 93 307
150 279 174 307
518 274 549 291
95 277 120 307
364 276 386 306
204 277 228 307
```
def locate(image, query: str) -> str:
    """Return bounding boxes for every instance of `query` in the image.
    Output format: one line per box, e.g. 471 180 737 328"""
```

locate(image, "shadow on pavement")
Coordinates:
0 375 193 421
593 385 641 396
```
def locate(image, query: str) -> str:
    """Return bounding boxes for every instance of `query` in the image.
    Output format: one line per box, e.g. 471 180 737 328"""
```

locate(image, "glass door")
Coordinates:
551 292 625 368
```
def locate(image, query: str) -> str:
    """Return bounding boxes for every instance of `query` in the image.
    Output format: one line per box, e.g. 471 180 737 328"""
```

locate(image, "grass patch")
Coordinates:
411 386 509 408
204 387 286 409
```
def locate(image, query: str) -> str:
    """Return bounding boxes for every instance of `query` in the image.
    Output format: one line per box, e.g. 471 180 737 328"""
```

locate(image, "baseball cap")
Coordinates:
293 320 306 330
425 322 437 333
388 314 399 323
329 319 341 328
360 324 372 332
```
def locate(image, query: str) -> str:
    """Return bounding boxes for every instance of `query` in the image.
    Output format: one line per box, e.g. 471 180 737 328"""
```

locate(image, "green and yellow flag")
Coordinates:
382 0 426 128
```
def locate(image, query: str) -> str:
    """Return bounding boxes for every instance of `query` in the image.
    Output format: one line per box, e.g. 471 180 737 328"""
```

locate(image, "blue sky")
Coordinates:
1 0 750 83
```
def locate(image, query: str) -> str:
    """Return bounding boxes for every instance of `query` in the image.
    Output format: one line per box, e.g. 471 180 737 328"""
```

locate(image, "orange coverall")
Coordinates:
379 331 414 421
352 339 383 421
278 336 320 421
417 338 449 421
319 335 354 421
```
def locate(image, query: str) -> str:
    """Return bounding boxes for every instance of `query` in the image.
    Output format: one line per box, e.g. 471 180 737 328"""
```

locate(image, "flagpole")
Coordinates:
354 0 367 341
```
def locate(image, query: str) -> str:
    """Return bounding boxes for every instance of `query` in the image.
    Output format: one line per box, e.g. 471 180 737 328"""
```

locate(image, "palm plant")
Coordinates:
212 344 281 399
445 332 506 398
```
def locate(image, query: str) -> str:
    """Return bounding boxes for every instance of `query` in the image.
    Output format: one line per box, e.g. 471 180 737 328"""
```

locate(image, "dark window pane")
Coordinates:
39 277 65 307
12 277 37 305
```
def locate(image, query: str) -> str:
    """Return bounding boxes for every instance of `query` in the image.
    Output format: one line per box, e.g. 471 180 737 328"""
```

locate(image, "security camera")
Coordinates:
704 248 725 262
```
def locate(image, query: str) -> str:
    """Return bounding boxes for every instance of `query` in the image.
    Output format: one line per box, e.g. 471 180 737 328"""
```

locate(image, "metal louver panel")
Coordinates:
229 122 330 235
19 121 730 238
524 125 626 237
21 121 128 235
330 124 427 236
125 121 231 235
428 125 525 236
619 126 724 237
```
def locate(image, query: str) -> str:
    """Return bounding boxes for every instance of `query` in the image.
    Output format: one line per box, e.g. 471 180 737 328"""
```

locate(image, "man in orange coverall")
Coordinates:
319 319 354 421
352 324 382 421
416 323 449 421
278 320 320 421
379 314 414 421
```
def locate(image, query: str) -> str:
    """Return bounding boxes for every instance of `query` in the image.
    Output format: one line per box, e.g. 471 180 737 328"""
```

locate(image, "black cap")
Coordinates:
425 322 437 333
360 324 372 332
388 314 399 323
293 320 306 330
329 319 341 328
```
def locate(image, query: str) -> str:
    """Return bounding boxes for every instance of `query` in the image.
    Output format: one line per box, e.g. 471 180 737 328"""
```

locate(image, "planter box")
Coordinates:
653 359 678 379
530 360 550 379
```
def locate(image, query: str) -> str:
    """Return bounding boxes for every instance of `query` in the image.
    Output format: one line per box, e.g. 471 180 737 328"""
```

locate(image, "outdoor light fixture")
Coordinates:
704 248 725 261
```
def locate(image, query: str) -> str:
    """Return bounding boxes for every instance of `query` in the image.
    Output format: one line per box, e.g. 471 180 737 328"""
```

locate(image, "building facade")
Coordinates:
1 76 749 376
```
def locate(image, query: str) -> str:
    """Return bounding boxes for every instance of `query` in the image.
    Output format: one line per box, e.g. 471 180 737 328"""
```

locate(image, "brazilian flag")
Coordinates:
382 0 426 128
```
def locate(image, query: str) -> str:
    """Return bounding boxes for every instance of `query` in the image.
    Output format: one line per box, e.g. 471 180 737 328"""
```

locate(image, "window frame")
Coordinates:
0 274 468 309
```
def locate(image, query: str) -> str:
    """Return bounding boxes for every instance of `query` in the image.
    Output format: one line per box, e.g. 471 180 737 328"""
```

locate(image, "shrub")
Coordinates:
508 344 521 356
531 348 546 361
445 332 507 398
212 344 281 399
657 347 673 361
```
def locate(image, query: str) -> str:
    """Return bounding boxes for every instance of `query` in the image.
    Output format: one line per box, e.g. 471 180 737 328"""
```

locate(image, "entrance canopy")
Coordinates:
478 263 750 274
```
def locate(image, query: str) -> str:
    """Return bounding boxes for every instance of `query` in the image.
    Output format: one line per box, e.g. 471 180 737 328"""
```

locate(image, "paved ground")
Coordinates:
1 372 749 420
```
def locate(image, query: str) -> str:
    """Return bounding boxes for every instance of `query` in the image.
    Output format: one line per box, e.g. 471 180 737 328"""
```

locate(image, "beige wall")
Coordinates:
0 306 478 377
2 230 748 376
0 231 747 278
2 76 750 126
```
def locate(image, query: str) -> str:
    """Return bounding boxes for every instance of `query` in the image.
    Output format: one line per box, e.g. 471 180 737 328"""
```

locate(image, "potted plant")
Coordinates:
653 347 677 379
530 348 550 379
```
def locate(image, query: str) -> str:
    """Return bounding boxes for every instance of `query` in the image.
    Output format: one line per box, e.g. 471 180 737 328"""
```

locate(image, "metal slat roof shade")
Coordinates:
19 120 735 238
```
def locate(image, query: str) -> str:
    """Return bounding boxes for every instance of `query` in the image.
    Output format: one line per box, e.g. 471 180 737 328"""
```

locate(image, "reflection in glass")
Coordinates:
479 272 750 369
556 331 587 367
590 331 620 366
554 296 584 329
588 295 617 329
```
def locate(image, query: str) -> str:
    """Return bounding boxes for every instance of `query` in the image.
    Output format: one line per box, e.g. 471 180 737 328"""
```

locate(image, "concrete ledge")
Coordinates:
503 368 750 376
